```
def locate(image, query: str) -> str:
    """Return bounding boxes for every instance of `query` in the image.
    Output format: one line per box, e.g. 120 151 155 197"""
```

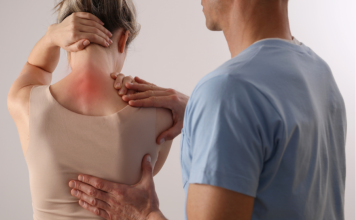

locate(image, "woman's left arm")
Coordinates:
7 12 112 119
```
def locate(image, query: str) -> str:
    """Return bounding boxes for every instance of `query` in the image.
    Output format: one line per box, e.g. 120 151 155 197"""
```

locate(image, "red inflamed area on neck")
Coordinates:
67 72 112 106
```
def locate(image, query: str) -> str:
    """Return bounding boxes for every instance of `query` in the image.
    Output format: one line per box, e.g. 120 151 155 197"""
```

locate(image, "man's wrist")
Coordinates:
146 210 167 220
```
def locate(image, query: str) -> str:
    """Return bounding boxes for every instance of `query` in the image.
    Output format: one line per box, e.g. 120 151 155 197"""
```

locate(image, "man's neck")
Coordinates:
223 0 292 58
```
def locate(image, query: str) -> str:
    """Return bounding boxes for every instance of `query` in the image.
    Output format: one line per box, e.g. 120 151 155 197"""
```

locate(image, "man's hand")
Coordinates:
47 12 113 52
120 76 189 144
68 155 167 220
110 73 137 96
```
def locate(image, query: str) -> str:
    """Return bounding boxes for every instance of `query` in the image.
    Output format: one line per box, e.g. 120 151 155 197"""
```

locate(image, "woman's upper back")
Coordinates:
26 85 172 220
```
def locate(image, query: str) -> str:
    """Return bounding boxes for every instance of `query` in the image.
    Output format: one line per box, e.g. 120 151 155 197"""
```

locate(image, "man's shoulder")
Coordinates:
196 41 329 94
192 73 251 102
192 57 259 96
191 55 267 100
188 71 271 115
193 42 293 92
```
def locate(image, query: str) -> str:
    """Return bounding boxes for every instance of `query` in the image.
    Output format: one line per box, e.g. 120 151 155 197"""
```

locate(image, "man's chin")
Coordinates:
206 22 222 31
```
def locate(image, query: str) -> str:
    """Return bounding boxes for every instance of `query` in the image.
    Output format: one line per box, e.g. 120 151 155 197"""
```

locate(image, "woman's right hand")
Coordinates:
46 12 113 52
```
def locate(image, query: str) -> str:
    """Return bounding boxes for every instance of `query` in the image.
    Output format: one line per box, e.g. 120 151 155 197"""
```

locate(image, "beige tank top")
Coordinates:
26 85 159 220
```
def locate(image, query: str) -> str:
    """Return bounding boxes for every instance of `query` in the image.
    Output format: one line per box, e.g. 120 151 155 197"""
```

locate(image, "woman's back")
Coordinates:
7 1 173 218
26 85 171 220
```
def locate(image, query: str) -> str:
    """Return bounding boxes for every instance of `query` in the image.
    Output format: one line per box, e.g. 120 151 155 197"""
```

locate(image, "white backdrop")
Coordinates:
0 0 354 219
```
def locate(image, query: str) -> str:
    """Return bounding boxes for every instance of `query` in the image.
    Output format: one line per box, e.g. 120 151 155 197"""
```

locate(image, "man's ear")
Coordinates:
118 30 131 53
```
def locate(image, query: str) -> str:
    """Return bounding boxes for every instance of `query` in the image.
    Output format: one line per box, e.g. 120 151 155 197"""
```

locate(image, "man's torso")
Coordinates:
181 39 346 220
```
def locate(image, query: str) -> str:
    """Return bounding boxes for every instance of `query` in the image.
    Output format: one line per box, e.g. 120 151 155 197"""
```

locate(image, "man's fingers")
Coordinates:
119 76 134 95
125 82 165 92
122 90 168 102
79 200 111 219
113 73 125 89
138 155 154 186
156 121 183 144
134 76 155 85
69 180 108 201
78 174 115 193
110 72 123 79
110 72 117 79
126 89 136 95
71 189 111 210
128 96 173 108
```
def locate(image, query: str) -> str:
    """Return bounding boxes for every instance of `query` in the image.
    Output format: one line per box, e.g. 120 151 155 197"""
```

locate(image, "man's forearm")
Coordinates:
27 26 60 73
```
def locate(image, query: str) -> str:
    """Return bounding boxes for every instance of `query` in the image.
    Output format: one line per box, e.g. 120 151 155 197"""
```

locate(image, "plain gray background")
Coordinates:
0 0 354 219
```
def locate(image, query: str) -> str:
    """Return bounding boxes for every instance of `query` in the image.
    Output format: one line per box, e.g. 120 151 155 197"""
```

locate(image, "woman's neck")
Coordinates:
71 44 119 74
52 45 127 116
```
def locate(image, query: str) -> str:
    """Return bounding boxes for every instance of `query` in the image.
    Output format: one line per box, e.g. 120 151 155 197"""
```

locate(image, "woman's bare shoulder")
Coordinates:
155 108 173 136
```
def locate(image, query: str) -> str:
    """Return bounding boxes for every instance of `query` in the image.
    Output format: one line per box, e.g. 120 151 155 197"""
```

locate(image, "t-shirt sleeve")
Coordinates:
186 74 279 197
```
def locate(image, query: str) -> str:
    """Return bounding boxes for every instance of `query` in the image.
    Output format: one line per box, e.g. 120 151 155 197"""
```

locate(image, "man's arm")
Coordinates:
187 184 254 220
110 76 189 144
69 155 167 220
68 155 254 220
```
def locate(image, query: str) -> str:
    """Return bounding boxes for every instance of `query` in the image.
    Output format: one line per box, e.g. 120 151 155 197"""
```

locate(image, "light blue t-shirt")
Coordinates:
181 39 346 220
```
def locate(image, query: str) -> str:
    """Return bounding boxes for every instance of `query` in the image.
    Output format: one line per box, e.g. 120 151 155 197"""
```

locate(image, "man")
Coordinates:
68 0 347 219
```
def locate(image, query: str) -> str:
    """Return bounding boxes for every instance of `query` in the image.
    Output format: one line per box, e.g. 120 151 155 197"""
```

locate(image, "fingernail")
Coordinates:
79 200 84 206
119 89 125 95
69 181 75 188
115 82 121 88
83 40 90 46
109 39 113 44
78 175 83 181
72 189 79 196
108 32 112 37
159 138 165 144
100 21 104 25
105 41 109 47
147 155 151 163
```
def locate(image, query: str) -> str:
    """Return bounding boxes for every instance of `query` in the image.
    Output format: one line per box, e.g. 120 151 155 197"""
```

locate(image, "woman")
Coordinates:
7 0 173 219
